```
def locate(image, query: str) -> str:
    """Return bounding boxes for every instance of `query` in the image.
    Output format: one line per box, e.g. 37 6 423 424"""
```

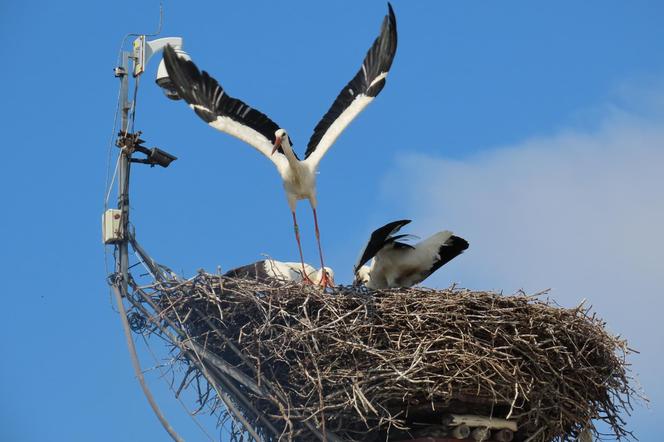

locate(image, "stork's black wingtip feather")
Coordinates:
387 3 397 38
449 236 470 252
162 44 184 92
387 2 396 23
393 219 412 230
382 2 398 70
162 44 188 79
162 44 174 66
383 219 412 233
162 44 181 71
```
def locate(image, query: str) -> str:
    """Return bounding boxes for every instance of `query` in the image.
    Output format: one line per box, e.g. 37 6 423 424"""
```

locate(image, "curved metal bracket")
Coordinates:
133 36 183 77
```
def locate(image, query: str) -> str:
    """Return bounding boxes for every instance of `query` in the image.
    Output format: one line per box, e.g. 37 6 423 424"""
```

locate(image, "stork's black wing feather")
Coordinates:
428 236 469 275
354 218 411 272
224 261 269 281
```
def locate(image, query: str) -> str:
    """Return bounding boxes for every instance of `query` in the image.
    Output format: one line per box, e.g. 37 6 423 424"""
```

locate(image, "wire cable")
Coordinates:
111 283 185 442
140 334 217 442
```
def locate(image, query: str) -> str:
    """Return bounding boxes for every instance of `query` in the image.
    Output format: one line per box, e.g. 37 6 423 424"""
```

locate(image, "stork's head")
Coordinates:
353 265 371 286
310 266 335 286
272 128 289 155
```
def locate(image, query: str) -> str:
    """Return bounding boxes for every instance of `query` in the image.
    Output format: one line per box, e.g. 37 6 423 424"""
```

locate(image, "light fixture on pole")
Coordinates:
132 35 191 100
125 132 178 168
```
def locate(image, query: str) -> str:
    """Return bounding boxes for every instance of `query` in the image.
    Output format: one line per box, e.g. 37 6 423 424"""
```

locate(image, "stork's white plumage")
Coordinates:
354 220 469 289
224 259 334 286
162 3 397 288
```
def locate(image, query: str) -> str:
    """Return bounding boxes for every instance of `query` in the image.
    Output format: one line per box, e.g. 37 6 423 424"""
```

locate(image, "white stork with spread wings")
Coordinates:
162 3 397 288
354 220 469 289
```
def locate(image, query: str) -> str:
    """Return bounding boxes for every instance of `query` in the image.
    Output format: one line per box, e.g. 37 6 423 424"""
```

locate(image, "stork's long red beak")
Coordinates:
271 136 281 155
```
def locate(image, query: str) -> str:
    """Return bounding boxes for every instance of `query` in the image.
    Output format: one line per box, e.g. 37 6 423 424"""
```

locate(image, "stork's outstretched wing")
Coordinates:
163 45 286 167
304 3 397 167
389 232 469 287
427 235 470 275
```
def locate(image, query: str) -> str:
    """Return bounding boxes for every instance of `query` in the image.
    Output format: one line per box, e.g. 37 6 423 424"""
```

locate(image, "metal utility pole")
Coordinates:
117 50 131 298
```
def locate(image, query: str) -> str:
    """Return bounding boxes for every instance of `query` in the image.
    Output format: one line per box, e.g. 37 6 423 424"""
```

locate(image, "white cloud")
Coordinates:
382 88 664 419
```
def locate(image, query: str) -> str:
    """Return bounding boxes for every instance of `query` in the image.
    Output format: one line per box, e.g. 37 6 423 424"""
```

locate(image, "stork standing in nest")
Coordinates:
162 3 398 287
354 219 469 289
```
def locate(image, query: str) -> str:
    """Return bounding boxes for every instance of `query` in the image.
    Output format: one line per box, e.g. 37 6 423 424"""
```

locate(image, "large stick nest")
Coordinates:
134 273 637 441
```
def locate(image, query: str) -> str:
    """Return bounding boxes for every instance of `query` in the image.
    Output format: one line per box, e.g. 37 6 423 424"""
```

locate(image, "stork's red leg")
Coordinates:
312 208 334 288
292 211 314 284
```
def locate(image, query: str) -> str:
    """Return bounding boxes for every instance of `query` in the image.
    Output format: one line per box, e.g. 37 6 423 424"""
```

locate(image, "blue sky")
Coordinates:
1 1 662 440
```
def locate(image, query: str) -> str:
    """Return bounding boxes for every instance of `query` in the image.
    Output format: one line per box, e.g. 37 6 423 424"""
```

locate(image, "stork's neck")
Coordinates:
280 138 301 170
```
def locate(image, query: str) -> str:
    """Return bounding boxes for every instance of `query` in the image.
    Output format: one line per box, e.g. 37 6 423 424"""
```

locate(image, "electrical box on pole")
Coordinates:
102 209 123 244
